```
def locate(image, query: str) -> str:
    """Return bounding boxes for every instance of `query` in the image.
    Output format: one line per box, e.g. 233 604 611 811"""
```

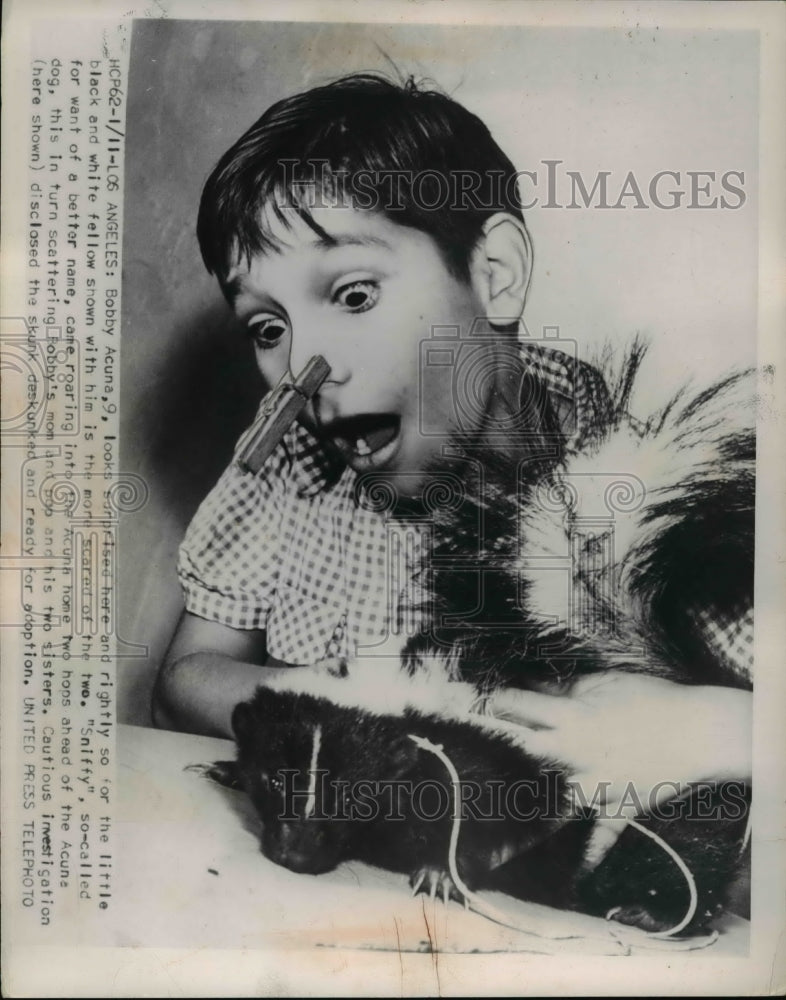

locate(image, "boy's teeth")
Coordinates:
355 437 371 455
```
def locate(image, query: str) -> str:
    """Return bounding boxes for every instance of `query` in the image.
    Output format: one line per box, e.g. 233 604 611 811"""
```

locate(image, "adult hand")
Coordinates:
487 670 752 815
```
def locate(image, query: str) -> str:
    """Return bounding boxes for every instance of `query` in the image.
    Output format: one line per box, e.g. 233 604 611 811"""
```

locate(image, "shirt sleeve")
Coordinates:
691 603 754 686
177 449 288 630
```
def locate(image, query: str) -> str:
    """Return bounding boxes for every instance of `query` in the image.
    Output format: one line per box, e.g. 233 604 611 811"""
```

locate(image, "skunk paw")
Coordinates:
605 903 674 934
605 896 724 936
410 866 467 907
184 760 243 790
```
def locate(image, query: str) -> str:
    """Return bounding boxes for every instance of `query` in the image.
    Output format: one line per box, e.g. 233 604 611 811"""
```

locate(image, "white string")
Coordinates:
408 733 613 943
622 816 697 937
408 733 716 950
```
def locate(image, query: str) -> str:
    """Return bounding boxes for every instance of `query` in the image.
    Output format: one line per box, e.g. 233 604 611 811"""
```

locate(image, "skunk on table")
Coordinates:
201 346 755 940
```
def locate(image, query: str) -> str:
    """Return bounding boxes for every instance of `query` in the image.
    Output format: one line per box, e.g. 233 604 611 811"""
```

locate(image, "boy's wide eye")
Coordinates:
248 315 288 349
333 279 380 313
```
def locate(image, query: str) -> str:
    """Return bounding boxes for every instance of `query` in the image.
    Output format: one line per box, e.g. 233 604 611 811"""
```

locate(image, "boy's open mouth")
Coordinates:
321 414 401 467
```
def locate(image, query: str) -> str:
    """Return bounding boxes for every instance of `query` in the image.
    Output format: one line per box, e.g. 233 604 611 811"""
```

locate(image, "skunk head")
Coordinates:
231 686 421 874
232 687 355 874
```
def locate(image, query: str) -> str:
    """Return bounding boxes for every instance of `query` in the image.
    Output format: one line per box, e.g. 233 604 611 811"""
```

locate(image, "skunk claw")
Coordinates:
184 760 243 790
605 904 678 934
410 866 466 908
184 761 212 775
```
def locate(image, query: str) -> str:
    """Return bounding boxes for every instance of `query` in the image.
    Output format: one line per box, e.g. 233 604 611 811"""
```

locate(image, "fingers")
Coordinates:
487 686 577 729
582 819 626 868
507 727 560 760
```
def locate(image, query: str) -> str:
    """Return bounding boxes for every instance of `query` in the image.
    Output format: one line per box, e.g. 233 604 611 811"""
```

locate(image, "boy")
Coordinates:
152 75 751 806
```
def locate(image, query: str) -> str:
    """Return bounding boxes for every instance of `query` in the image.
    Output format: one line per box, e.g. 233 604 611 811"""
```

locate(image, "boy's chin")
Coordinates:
353 444 470 512
353 466 428 508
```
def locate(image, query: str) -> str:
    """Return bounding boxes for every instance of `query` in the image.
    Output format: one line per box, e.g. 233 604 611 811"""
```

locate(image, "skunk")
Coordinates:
201 349 755 938
403 345 754 695
220 683 582 890
204 678 749 936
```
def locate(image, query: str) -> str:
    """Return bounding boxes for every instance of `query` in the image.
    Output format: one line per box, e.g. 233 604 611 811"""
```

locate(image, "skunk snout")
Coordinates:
261 819 343 875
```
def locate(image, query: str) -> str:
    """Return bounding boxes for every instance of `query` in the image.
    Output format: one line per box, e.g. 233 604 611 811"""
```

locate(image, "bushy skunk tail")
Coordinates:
404 343 755 692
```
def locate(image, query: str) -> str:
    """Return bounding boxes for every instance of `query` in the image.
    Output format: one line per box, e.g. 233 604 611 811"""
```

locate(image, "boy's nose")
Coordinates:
289 340 348 392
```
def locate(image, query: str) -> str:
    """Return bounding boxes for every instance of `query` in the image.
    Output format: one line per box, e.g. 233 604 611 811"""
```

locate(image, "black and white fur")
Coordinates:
223 684 583 892
203 349 755 937
404 345 754 694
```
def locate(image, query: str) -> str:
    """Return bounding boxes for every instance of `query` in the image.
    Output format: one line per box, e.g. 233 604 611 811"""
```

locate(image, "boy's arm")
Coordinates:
152 611 299 738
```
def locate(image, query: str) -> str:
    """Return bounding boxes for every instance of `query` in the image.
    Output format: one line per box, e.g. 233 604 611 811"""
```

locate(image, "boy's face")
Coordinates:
226 205 493 496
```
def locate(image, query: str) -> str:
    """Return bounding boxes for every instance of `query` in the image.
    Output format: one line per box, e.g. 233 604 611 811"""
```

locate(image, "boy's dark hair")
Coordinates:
197 73 527 287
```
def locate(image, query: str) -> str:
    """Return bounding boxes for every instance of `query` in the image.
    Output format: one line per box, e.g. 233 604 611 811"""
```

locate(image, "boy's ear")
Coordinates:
470 213 533 326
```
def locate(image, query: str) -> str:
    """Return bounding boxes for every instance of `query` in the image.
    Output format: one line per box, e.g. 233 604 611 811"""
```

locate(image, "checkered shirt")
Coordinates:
178 427 396 665
692 604 754 685
178 342 753 678
178 342 605 664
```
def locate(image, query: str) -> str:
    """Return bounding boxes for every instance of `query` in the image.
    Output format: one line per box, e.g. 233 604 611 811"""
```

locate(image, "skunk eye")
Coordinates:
333 279 380 313
248 315 289 350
